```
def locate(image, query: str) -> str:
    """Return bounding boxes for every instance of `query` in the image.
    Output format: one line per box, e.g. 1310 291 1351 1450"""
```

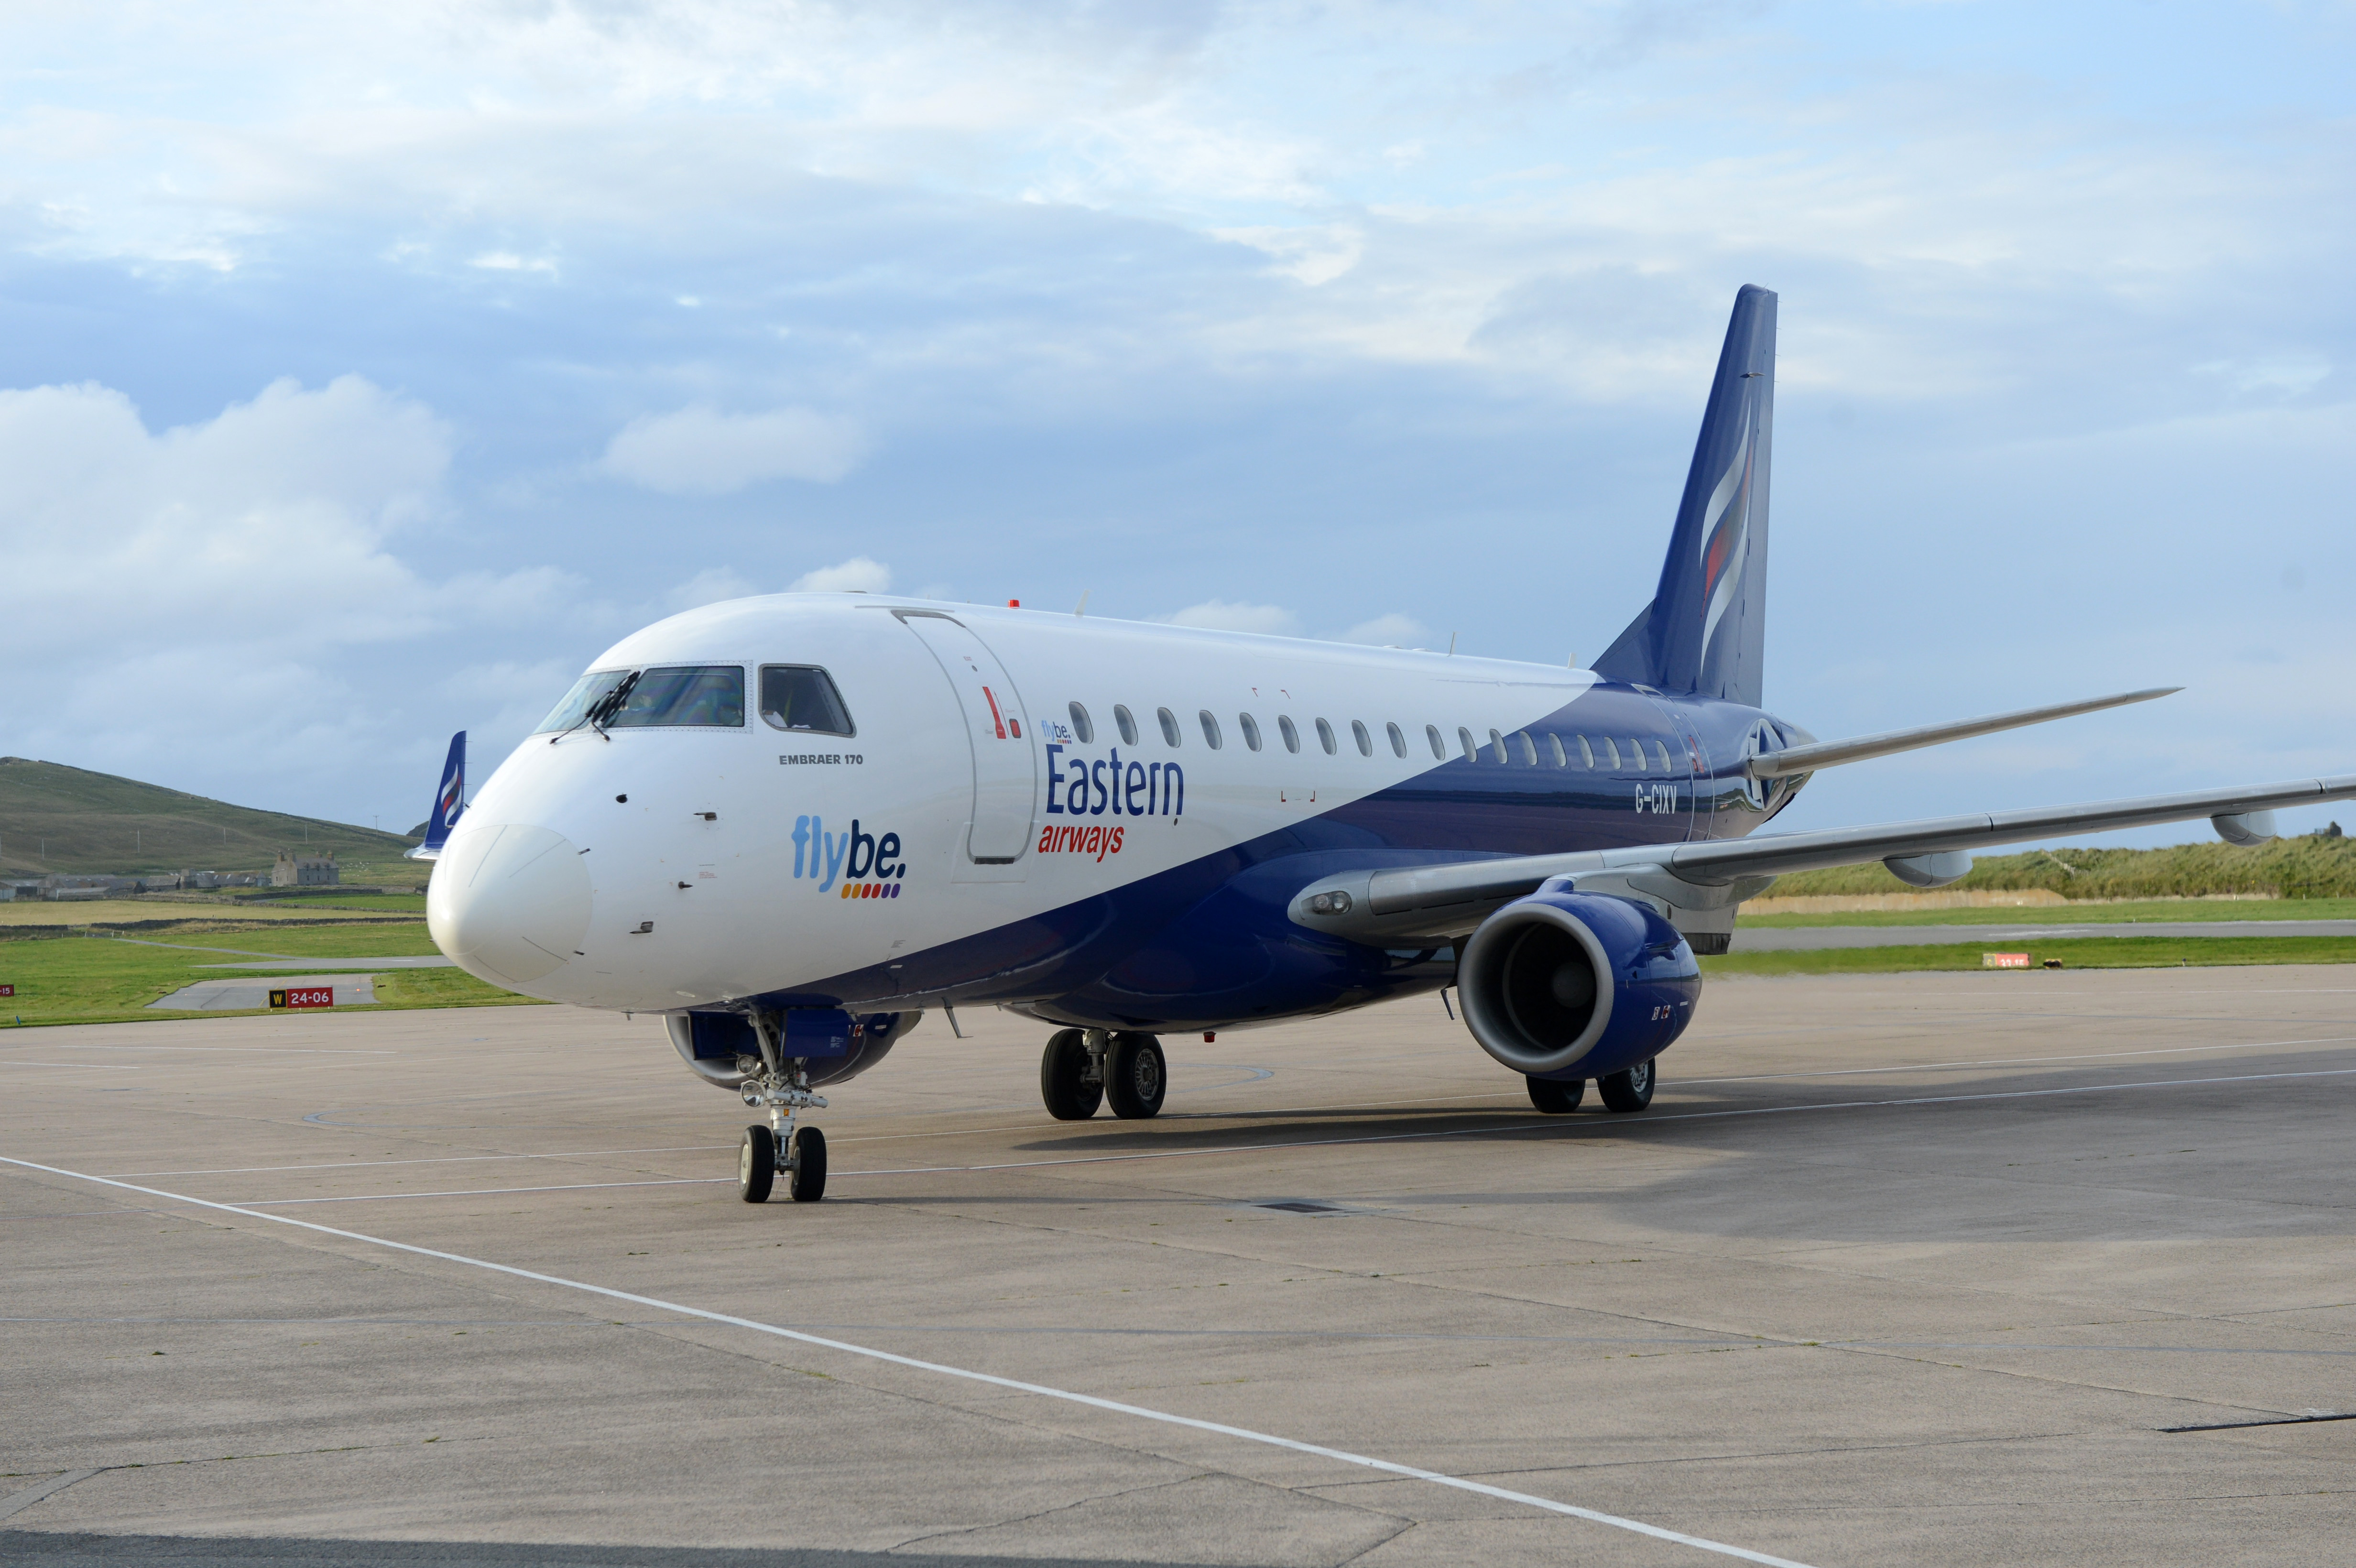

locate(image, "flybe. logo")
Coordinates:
791 815 907 900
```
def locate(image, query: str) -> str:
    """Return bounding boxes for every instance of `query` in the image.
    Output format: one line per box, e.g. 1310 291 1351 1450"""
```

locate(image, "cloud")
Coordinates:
1335 612 1427 646
790 556 892 594
596 406 873 495
1159 599 1299 635
665 566 761 610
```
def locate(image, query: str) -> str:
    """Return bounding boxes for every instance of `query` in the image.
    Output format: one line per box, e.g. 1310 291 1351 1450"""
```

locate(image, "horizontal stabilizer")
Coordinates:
1748 687 2181 780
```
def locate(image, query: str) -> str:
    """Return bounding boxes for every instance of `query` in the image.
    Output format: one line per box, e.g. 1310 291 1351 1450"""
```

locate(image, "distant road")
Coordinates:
1737 920 2356 951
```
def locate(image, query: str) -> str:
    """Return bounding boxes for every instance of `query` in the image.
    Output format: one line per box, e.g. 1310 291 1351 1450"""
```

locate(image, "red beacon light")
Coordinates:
1008 599 1020 608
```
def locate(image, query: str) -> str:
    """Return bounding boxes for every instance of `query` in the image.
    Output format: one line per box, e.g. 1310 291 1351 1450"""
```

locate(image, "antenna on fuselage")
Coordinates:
1074 590 1091 618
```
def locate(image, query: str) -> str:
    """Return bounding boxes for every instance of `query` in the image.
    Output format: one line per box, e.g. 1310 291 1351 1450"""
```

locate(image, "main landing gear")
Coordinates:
1526 1058 1657 1116
1041 1028 1166 1121
737 1015 829 1203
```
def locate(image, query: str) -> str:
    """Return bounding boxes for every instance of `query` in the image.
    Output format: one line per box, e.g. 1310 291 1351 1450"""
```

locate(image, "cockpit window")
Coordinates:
759 665 854 736
536 669 633 733
606 665 745 727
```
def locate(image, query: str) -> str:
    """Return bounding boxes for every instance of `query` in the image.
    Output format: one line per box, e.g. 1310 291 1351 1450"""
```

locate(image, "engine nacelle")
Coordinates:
1456 884 1701 1080
666 1007 916 1090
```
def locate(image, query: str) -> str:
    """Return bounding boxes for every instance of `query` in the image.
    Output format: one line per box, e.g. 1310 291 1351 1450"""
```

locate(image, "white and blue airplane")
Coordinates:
414 287 2356 1204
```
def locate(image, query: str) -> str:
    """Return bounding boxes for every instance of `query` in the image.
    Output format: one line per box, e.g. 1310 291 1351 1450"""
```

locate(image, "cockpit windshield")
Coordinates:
760 665 855 736
534 666 745 732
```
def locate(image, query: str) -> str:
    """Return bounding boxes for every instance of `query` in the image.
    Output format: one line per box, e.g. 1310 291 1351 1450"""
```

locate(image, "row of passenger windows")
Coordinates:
1067 701 1676 772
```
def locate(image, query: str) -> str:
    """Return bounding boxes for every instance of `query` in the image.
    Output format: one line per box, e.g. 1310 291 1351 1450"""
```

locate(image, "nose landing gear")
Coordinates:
1039 1028 1166 1120
735 1013 829 1203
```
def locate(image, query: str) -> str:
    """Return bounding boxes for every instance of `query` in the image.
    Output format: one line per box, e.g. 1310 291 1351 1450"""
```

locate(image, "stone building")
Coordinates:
271 850 339 887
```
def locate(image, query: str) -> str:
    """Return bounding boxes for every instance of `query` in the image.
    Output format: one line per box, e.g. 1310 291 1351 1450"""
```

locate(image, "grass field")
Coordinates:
0 900 422 929
230 891 429 913
1704 934 2356 976
0 924 538 1027
1737 897 2356 928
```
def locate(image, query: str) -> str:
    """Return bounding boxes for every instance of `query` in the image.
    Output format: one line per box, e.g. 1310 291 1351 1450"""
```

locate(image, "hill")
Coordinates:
1767 829 2356 902
0 757 422 883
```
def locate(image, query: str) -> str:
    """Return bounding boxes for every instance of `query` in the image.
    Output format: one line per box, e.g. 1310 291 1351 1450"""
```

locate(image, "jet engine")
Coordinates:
1456 882 1701 1083
666 1008 917 1090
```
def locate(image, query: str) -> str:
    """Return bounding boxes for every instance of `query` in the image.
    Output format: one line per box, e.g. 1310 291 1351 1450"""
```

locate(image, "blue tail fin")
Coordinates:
1593 285 1777 706
406 731 467 861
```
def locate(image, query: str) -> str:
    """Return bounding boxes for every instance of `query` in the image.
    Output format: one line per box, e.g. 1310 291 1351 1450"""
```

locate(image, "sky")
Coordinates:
3 0 2352 847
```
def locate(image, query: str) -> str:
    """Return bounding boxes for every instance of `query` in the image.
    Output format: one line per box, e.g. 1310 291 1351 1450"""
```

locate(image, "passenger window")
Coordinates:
757 665 849 735
1654 739 1674 772
1157 707 1182 747
1427 725 1446 760
1514 730 1537 766
1387 722 1407 758
1545 733 1567 769
604 664 747 728
1578 735 1595 769
1067 702 1094 744
1278 715 1301 753
1199 710 1223 749
1629 739 1647 772
1114 705 1139 746
1602 736 1621 769
1488 729 1506 764
1239 713 1263 751
1315 718 1338 755
1352 720 1373 757
1458 726 1478 762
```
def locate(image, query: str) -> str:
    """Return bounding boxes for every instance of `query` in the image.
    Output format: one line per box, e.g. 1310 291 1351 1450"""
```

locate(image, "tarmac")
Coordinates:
1736 919 2356 951
4 969 2353 1567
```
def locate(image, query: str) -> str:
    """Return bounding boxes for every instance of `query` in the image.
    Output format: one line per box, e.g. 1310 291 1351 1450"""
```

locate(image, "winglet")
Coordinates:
405 731 467 861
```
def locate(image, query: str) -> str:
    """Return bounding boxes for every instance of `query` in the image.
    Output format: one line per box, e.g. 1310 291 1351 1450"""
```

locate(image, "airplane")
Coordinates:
416 285 2356 1205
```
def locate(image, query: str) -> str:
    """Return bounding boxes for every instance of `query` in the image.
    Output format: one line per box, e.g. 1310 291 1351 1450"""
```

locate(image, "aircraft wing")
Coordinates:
1287 773 2356 948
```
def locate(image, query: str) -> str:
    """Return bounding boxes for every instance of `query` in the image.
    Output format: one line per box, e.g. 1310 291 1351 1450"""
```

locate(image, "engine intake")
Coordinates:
1457 886 1701 1079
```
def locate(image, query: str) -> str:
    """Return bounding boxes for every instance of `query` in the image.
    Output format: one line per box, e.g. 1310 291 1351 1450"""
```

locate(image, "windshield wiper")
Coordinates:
550 670 640 745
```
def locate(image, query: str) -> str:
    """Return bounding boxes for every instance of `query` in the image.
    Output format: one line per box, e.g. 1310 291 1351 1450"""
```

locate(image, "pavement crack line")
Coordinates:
0 1154 1819 1568
883 1473 1220 1552
0 1471 105 1522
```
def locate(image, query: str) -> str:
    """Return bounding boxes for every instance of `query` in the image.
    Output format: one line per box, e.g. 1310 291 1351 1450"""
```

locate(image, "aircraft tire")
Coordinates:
788 1125 827 1202
738 1125 776 1203
1041 1029 1102 1120
1106 1033 1167 1120
1527 1076 1584 1114
1597 1058 1657 1113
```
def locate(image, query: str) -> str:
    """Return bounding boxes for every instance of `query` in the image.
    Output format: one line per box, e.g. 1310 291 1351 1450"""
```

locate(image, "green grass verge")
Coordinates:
229 892 428 913
0 924 540 1027
1703 935 2356 976
1738 897 2356 929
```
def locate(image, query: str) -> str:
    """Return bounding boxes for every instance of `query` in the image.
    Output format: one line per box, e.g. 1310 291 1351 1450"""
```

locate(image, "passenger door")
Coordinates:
894 611 1037 863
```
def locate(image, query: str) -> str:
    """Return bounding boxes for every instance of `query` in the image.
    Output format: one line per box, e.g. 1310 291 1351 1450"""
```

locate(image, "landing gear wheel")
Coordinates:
1597 1058 1656 1113
1040 1028 1102 1120
788 1125 827 1202
1105 1032 1167 1120
1527 1076 1585 1114
738 1124 776 1203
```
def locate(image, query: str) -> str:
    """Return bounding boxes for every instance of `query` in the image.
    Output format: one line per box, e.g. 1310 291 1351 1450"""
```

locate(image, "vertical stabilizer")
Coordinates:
1593 285 1777 706
406 731 468 861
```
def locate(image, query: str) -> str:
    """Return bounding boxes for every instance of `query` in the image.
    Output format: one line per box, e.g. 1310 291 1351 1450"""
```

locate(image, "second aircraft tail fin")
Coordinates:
1593 284 1777 707
405 731 467 861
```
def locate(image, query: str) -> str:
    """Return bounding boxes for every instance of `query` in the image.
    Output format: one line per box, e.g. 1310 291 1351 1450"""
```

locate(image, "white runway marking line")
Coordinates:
199 1061 2356 1206
0 1155 1818 1568
1680 1034 2356 1086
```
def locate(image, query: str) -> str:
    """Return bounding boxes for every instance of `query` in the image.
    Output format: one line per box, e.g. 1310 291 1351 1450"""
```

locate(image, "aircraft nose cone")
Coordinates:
427 824 593 988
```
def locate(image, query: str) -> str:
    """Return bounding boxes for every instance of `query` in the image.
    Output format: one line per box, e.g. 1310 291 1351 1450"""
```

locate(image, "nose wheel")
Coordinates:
739 1122 828 1203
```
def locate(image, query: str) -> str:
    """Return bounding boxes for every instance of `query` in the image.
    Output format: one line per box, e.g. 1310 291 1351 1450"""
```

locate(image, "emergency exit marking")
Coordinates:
270 987 333 1009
